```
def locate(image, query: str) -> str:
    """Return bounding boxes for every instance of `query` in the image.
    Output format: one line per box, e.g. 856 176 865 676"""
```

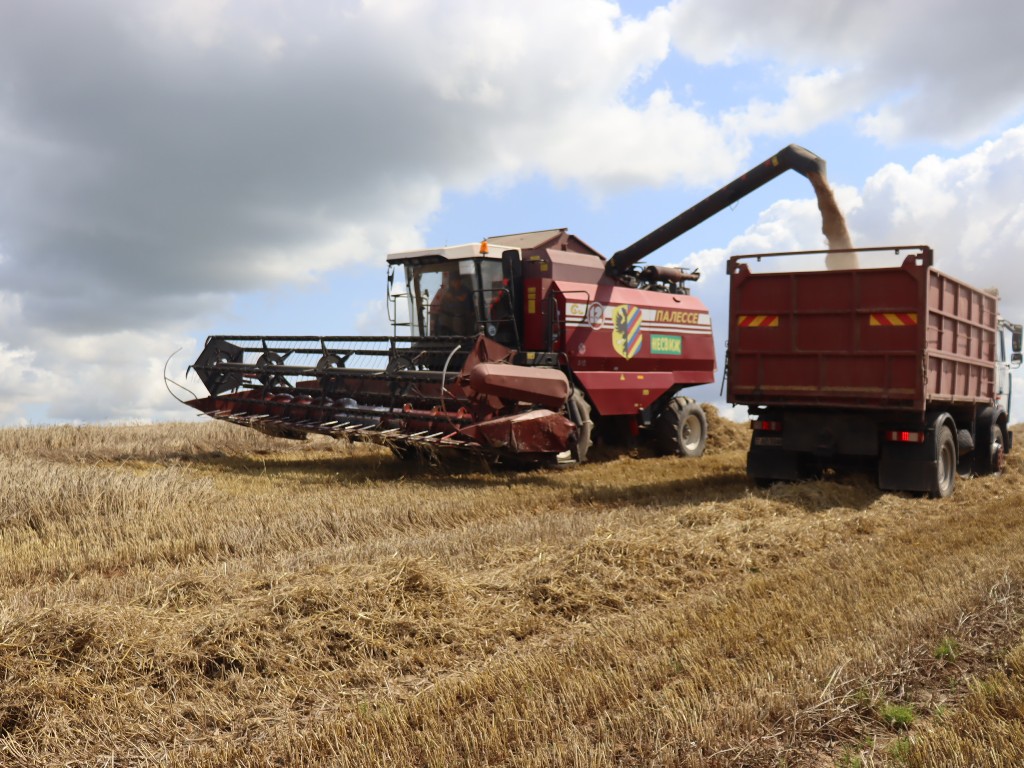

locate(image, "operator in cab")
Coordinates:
433 268 476 336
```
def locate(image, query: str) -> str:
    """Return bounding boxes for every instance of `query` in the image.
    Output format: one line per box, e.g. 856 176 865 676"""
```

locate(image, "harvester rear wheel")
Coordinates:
656 398 707 458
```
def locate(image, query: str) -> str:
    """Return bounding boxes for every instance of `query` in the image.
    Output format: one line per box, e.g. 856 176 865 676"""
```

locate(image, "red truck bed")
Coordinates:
726 247 998 413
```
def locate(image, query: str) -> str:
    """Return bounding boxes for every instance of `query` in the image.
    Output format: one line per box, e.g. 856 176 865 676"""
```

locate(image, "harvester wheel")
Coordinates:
568 390 594 463
656 398 707 458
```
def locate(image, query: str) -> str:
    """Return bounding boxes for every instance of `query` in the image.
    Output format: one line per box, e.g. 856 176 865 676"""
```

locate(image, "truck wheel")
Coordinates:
974 408 1006 476
656 398 707 458
930 425 957 498
567 390 593 463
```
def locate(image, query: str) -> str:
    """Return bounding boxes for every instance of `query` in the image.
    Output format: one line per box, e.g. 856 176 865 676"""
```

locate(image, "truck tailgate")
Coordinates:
726 249 997 412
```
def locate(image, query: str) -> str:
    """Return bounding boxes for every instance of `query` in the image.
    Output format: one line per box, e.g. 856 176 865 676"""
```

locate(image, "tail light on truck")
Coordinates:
885 430 926 444
753 418 783 447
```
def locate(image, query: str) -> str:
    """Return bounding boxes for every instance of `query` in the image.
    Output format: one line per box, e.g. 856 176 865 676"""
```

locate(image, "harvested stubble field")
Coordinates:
1 408 1023 767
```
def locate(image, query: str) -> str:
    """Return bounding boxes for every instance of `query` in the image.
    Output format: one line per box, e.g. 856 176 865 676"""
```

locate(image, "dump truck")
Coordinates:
181 145 829 465
726 246 1023 496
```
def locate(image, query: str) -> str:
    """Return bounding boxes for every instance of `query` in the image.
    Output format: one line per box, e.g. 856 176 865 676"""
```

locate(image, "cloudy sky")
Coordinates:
2 0 1024 426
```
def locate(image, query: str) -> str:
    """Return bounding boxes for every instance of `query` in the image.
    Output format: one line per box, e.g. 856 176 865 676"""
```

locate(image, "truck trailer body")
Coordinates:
727 246 1023 496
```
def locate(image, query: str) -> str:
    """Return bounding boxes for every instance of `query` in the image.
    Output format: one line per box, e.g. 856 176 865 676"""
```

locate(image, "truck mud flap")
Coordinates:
746 444 801 482
878 442 935 494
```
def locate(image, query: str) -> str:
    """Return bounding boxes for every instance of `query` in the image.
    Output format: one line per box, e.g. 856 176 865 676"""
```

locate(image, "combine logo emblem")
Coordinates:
612 305 643 360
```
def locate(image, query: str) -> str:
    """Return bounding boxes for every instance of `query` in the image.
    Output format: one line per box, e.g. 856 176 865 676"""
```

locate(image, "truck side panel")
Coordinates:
925 269 998 404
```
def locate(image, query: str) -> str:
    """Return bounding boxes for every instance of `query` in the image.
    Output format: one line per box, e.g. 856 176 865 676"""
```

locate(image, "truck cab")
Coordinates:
996 318 1023 429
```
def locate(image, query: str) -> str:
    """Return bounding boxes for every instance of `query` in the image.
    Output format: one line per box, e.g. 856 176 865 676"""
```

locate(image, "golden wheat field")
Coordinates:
1 407 1023 767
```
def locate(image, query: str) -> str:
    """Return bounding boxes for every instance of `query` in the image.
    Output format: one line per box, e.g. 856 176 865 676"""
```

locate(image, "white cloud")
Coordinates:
355 299 390 336
21 327 201 424
853 126 1024 316
721 70 859 138
667 0 1024 145
533 88 742 194
0 344 62 422
4 0 1018 340
154 0 232 48
0 0 721 338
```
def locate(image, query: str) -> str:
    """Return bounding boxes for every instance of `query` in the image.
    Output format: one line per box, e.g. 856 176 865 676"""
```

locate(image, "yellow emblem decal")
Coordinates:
612 305 643 360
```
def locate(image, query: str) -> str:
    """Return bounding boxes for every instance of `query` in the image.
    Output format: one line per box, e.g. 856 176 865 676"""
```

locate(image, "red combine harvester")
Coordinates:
727 247 1023 496
182 145 827 465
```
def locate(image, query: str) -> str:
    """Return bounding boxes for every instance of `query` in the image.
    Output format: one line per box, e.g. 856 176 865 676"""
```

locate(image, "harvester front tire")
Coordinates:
568 390 593 464
656 398 707 458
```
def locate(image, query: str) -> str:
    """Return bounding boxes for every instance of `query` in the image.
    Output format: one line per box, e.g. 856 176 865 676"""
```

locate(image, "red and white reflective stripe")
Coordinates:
870 313 918 326
885 430 925 443
738 314 780 328
755 420 783 432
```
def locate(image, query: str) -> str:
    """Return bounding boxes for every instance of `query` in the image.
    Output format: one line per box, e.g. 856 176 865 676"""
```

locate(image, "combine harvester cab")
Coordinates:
183 145 829 465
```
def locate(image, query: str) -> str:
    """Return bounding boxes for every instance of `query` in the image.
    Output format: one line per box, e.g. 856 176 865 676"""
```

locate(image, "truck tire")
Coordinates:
974 407 1006 476
930 424 957 498
656 398 707 458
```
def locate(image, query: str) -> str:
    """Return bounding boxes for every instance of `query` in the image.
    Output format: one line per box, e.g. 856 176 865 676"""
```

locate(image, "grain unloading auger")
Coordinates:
181 145 828 464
